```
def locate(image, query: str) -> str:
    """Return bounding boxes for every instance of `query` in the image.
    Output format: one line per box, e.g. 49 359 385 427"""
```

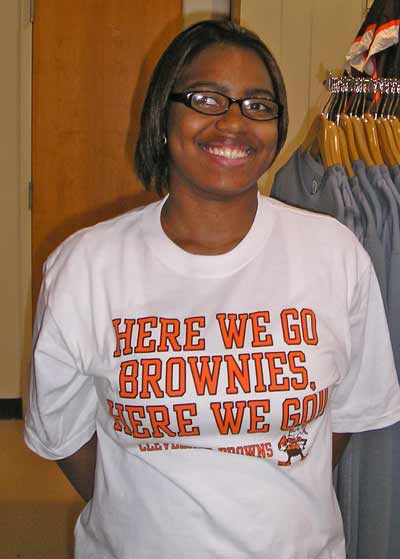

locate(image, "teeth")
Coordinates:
206 146 250 159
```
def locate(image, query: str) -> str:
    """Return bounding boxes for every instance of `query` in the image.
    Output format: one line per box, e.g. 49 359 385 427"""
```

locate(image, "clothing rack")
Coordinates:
326 73 400 95
323 73 400 119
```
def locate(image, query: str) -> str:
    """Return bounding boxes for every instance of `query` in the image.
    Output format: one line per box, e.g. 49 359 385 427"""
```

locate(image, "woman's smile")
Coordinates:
200 140 254 164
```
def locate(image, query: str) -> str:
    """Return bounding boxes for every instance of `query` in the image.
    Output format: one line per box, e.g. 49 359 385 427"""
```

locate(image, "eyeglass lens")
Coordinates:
190 92 279 120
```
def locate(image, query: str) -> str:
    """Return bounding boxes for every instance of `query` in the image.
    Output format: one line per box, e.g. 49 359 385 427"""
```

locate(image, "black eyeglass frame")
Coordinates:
169 90 282 121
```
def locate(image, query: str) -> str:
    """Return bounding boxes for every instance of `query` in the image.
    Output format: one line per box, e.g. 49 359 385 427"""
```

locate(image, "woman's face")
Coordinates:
167 44 279 200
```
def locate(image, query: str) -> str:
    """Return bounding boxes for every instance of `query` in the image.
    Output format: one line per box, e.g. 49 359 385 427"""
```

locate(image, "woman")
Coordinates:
25 19 400 559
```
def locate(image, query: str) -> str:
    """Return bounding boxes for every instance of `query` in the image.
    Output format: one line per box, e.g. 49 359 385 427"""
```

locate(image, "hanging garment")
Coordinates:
345 0 400 77
375 41 400 77
379 166 400 374
389 163 400 190
270 149 361 236
379 164 400 258
352 160 391 302
372 166 400 305
355 161 391 238
350 174 387 304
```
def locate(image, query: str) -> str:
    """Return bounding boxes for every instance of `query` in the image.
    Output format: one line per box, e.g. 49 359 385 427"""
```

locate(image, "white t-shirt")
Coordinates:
25 193 400 559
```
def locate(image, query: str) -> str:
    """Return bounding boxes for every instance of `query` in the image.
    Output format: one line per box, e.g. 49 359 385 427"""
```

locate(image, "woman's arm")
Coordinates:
56 432 97 502
332 432 351 469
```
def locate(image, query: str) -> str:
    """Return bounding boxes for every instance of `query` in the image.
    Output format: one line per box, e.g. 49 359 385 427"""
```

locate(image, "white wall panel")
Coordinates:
240 0 364 192
183 0 230 26
240 1 283 61
309 1 364 120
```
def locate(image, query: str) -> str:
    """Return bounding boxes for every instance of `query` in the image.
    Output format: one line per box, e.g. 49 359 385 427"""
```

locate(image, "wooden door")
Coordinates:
32 1 182 305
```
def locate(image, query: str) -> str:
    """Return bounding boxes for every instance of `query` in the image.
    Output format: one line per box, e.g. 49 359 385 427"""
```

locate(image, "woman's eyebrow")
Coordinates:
180 80 228 91
245 87 275 98
178 81 275 98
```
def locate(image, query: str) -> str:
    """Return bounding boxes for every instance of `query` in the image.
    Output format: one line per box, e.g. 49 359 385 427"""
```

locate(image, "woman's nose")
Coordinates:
215 102 247 132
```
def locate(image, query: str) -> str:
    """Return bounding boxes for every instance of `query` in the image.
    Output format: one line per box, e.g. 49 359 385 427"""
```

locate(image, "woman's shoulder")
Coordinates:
263 193 345 227
263 193 361 242
261 194 371 277
44 200 161 278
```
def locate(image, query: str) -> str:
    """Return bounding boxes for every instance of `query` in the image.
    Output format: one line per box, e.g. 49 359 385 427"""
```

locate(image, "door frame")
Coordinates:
20 0 33 411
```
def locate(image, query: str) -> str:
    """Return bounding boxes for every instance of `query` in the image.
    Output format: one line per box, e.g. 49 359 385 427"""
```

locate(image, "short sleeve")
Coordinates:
330 262 400 432
24 265 98 460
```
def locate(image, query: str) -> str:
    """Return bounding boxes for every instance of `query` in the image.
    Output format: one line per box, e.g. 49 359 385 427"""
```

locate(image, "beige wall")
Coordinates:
0 0 31 399
240 0 365 191
0 0 20 397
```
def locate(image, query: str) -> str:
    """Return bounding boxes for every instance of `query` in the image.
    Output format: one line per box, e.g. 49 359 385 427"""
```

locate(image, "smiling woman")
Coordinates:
24 19 400 559
134 21 288 255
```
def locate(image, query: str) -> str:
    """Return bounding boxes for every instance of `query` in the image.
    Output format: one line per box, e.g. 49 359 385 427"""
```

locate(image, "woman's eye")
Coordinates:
195 95 218 106
248 100 274 113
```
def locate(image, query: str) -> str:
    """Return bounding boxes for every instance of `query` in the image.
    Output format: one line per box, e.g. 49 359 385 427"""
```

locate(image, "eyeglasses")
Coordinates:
169 90 282 121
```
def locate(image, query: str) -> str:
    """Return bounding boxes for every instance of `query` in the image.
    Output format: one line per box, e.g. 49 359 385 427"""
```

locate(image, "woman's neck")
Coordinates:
160 186 259 255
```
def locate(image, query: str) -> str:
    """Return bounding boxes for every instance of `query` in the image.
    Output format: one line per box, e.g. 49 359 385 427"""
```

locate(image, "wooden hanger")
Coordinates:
328 121 343 166
339 113 359 161
382 117 400 164
300 114 338 168
389 115 400 152
362 113 384 165
318 116 334 168
350 115 374 167
376 118 397 166
337 126 355 177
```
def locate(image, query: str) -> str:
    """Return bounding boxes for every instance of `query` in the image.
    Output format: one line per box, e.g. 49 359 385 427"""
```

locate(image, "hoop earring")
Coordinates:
163 136 167 145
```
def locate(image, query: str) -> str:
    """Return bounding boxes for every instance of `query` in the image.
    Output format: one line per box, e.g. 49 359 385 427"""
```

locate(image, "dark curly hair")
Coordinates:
134 19 288 196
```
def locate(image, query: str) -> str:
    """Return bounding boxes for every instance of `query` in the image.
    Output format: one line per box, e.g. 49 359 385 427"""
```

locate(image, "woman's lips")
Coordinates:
201 143 254 163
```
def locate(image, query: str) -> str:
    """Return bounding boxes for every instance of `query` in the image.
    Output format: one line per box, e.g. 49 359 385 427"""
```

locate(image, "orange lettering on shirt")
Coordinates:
147 405 176 438
301 309 319 345
107 399 132 435
281 397 301 430
210 401 246 435
125 405 151 438
188 355 222 396
112 318 135 357
119 360 139 398
247 399 270 433
225 353 251 394
280 309 301 345
265 352 289 391
288 351 309 390
134 316 157 353
301 394 318 424
253 352 268 392
317 388 329 417
165 357 186 397
157 318 182 352
216 313 248 349
139 358 164 399
183 316 206 350
249 311 273 347
173 403 200 436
